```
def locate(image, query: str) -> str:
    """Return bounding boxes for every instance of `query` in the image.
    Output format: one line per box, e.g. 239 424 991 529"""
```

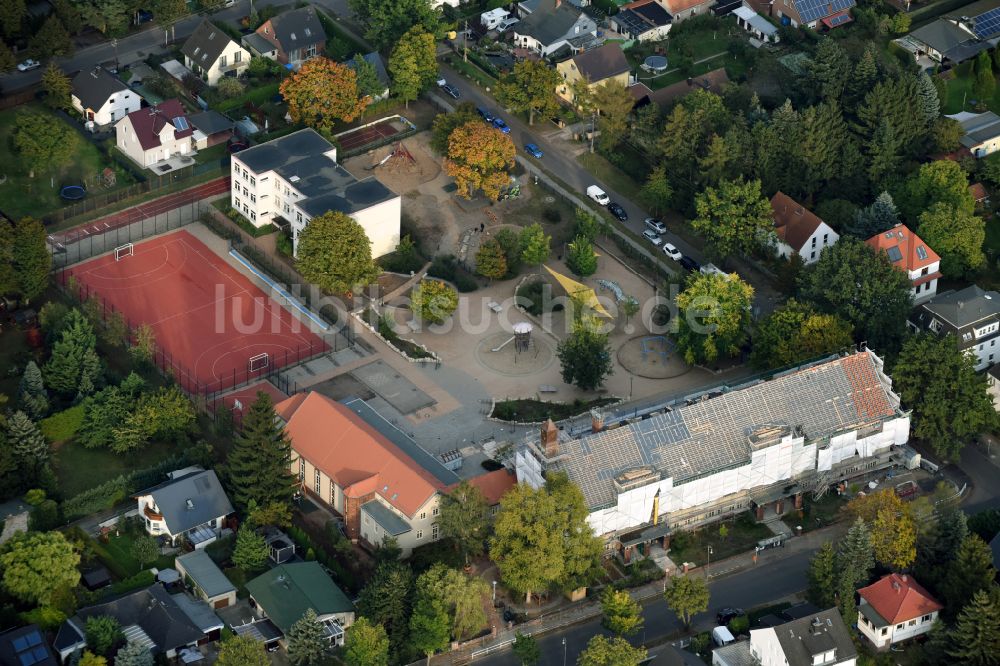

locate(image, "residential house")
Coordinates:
519 0 593 13
734 6 780 42
175 549 238 609
611 0 673 41
245 562 355 646
276 392 461 557
0 625 57 665
910 285 1000 370
230 128 400 258
556 43 632 104
513 0 599 57
133 468 235 548
865 224 941 303
988 365 1000 411
188 110 234 149
661 0 716 22
857 573 942 649
349 52 391 101
71 66 142 128
713 609 857 666
181 19 250 85
948 111 1000 157
770 191 839 265
897 0 1000 66
455 468 518 516
243 6 326 67
115 99 195 171
516 350 910 556
54 585 210 661
773 0 855 29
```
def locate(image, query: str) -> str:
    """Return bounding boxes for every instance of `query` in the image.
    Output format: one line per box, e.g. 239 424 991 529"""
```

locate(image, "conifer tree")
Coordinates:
837 518 874 590
19 361 48 419
222 391 295 514
947 588 1000 664
286 608 328 665
6 411 48 483
44 309 97 396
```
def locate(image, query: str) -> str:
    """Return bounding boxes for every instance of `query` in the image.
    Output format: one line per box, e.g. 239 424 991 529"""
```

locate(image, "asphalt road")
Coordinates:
476 549 813 665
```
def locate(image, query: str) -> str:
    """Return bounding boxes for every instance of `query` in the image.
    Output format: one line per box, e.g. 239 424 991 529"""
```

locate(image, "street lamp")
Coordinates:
706 545 713 578
492 580 497 604
562 638 567 666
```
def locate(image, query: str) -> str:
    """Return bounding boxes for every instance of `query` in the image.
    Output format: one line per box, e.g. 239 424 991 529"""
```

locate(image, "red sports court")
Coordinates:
63 229 328 395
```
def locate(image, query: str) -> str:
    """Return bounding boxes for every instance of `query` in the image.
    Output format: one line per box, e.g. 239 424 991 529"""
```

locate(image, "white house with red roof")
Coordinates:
856 573 942 649
865 224 941 303
770 192 839 265
115 99 196 170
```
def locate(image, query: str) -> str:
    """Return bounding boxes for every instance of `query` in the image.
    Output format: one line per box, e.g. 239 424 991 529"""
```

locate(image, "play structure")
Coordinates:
369 142 417 172
544 266 613 318
492 321 534 353
641 336 670 363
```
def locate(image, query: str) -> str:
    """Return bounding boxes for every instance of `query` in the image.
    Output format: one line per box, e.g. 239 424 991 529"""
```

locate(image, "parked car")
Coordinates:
496 17 520 32
642 229 663 246
477 107 495 123
607 202 628 222
663 243 682 260
587 185 610 205
16 59 40 72
679 255 700 272
524 143 543 158
136 9 153 22
441 83 460 99
644 218 666 234
716 608 745 625
492 117 511 134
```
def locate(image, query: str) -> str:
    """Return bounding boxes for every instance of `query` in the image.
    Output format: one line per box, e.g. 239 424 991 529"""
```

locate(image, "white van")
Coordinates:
700 262 729 277
497 17 520 32
712 625 735 647
587 185 610 206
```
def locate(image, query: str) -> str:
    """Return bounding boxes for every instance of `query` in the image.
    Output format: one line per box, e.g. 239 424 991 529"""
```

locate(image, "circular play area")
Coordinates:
60 185 86 200
642 55 669 73
475 326 555 377
617 335 689 379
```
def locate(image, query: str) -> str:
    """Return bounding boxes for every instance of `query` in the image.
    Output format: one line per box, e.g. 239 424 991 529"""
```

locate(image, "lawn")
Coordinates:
0 105 132 220
939 61 1000 114
98 531 175 576
52 438 183 498
442 54 498 89
668 512 774 567
576 152 644 202
781 492 849 534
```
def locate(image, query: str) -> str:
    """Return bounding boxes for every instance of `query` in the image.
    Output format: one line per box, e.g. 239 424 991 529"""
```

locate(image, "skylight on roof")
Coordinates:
304 27 311 36
886 246 903 263
290 31 297 40
916 246 928 260
173 116 190 131
209 31 216 39
193 47 200 55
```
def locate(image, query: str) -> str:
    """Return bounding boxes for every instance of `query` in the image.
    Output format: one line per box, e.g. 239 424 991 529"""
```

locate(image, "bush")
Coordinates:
39 405 85 443
276 229 294 257
515 280 548 316
428 254 479 292
379 235 424 274
216 76 246 99
612 558 664 589
20 605 66 631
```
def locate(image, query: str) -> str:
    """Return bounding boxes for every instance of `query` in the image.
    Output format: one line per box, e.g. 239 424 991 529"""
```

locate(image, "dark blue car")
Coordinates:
492 117 511 134
524 143 543 158
477 107 494 123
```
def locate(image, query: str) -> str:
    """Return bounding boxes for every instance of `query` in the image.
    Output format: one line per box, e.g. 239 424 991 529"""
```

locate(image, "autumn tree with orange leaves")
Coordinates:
279 58 367 136
444 121 515 201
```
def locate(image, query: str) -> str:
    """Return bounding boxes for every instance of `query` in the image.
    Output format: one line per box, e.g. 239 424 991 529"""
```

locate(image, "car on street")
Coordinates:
440 83 460 99
16 58 40 72
477 107 494 123
492 117 511 134
679 255 700 272
716 608 745 625
587 185 610 205
663 243 682 261
524 143 543 158
608 202 628 221
642 229 663 246
645 218 667 234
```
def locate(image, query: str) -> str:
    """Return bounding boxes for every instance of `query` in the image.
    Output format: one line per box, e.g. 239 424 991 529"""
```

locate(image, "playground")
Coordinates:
335 115 413 152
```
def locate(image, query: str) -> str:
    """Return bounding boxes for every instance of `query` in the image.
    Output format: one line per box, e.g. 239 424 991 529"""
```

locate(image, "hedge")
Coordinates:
61 452 192 521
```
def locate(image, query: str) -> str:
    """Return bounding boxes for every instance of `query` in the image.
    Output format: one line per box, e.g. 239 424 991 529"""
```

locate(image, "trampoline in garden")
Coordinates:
60 185 86 201
228 141 249 153
642 55 669 73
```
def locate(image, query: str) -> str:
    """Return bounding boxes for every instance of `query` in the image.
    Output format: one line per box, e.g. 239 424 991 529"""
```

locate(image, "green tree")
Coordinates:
12 111 80 178
750 299 852 370
296 211 380 293
411 280 458 325
151 0 186 24
85 615 122 657
348 0 438 50
0 0 24 37
577 635 647 666
30 14 72 58
0 219 13 296
837 518 874 591
430 102 479 155
445 120 516 200
947 588 1000 664
279 57 366 134
592 80 635 152
848 192 900 239
216 635 270 666
41 64 71 109
475 238 508 280
641 163 673 215
388 27 437 107
438 480 489 565
674 272 754 366
409 580 451 662
7 411 49 482
915 502 968 590
113 641 153 666
601 588 643 636
356 561 413 654
848 44 878 104
573 208 606 241
130 535 158 569
691 179 773 260
223 391 295 512
892 333 995 461
19 360 49 419
0 39 13 71
512 632 540 666
932 116 963 153
286 608 328 665
493 228 522 276
232 527 268 572
917 202 985 278
866 118 901 189
548 472 603 593
798 238 913 352
215 77 245 99
663 575 709 629
810 37 850 101
77 373 144 449
943 535 997 615
78 652 107 666
12 217 51 302
566 235 598 278
129 323 156 366
352 57 383 102
519 223 551 267
557 317 613 391
496 59 560 125
974 50 997 105
344 618 389 666
490 483 564 603
807 542 837 608
900 159 975 222
856 75 929 153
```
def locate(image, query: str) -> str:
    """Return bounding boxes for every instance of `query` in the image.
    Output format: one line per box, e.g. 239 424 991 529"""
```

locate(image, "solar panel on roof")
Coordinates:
795 0 854 23
173 116 190 131
974 7 1000 38
886 246 903 262
827 13 851 26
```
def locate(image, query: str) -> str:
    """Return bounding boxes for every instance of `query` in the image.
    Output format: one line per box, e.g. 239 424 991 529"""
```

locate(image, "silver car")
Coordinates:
642 229 663 246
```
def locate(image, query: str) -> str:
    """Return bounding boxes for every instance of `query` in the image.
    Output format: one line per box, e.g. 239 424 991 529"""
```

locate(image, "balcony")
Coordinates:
143 504 164 521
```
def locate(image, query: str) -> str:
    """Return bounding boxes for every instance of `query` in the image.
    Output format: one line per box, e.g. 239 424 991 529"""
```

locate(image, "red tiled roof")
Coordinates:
664 0 713 13
858 574 942 624
770 191 826 251
123 99 193 151
456 469 517 505
840 352 894 422
865 224 940 273
276 392 446 516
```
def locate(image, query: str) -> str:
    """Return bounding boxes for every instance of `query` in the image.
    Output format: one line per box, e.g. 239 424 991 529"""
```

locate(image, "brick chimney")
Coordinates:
541 419 559 457
591 409 604 433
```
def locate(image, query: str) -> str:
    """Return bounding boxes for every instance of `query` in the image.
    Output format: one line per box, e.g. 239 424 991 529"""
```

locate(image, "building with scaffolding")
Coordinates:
515 350 911 562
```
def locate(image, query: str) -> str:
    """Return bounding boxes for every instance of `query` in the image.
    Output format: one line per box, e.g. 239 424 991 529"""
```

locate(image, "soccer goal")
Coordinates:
248 352 269 373
114 243 133 261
